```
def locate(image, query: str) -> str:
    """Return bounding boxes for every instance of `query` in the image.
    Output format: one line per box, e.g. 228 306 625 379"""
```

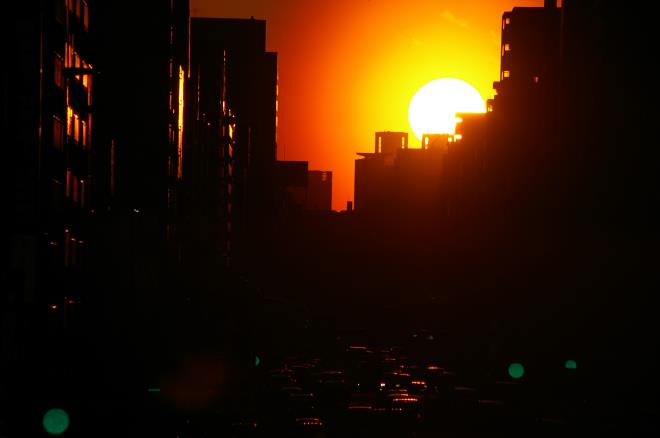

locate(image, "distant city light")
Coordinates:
565 359 577 370
147 388 161 393
42 408 69 435
508 362 525 379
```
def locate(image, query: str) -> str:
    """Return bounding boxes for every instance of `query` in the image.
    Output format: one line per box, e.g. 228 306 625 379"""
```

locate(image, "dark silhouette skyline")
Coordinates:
2 1 657 437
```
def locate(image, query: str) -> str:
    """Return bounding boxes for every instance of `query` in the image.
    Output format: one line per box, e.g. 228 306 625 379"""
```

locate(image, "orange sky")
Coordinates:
191 0 544 210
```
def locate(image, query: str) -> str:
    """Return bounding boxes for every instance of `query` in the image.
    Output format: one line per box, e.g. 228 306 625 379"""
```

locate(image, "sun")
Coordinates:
408 78 486 140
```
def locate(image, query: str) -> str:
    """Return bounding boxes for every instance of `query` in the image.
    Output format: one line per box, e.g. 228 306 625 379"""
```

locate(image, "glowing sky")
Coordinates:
191 0 544 210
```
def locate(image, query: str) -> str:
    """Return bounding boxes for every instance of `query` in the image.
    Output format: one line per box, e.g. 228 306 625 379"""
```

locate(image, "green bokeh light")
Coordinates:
565 359 577 369
426 334 434 341
43 408 69 435
508 362 525 379
255 355 261 367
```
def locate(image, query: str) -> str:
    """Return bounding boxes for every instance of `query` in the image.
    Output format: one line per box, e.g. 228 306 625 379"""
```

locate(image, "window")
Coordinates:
82 62 89 88
82 0 89 29
504 43 510 52
81 119 87 147
533 75 540 84
67 107 73 137
64 229 71 267
53 116 64 150
80 179 86 209
71 236 77 267
55 0 66 24
72 175 79 204
65 42 72 67
73 114 80 143
66 169 72 198
86 73 92 105
54 54 64 88
502 70 510 80
87 115 92 146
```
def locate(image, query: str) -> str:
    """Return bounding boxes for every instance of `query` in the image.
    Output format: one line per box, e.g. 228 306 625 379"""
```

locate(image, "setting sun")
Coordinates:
408 78 486 140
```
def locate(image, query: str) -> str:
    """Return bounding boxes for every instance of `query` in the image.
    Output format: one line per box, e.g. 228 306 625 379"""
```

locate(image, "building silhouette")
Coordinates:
275 160 309 210
354 131 446 213
3 1 103 434
4 0 95 340
306 170 333 211
92 0 190 297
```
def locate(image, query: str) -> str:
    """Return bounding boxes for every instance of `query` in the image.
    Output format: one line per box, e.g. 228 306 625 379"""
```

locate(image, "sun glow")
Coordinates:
408 78 486 140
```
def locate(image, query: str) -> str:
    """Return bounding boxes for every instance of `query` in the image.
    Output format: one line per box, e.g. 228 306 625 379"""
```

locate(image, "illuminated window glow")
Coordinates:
177 65 184 179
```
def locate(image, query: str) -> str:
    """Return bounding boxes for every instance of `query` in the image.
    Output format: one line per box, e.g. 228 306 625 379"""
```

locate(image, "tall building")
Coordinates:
3 1 101 433
488 0 562 218
275 161 309 210
185 22 238 281
190 18 278 209
184 18 277 272
92 0 190 293
4 0 95 335
559 0 656 225
189 18 278 267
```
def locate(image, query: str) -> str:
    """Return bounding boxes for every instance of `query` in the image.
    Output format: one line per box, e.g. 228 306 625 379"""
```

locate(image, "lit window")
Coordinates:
80 179 86 209
177 65 184 179
73 114 80 143
82 62 89 88
71 237 77 266
81 120 87 147
504 43 510 52
502 70 510 79
67 107 73 136
65 42 73 67
83 0 89 29
86 71 93 105
54 54 64 88
53 116 64 150
64 229 70 267
533 75 540 84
